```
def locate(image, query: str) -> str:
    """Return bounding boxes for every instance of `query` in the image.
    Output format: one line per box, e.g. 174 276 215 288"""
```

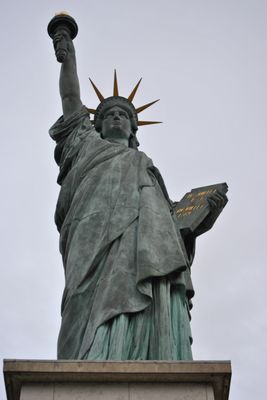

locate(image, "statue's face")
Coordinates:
101 106 132 144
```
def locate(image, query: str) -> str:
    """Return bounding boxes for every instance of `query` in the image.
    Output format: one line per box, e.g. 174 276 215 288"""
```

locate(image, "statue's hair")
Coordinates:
129 133 140 149
93 96 139 149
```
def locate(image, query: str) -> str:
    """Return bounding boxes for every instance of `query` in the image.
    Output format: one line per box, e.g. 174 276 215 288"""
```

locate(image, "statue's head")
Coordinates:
94 97 138 149
87 71 161 149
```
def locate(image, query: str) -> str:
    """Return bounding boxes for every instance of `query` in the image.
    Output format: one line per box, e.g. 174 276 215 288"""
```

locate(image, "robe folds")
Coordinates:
50 106 194 360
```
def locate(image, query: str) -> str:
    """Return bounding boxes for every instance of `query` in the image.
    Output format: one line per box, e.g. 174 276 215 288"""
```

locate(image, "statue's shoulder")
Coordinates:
49 105 92 142
136 149 153 167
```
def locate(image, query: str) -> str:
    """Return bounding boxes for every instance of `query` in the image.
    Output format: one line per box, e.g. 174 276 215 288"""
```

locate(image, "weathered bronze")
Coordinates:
88 71 161 126
48 14 228 361
48 12 78 63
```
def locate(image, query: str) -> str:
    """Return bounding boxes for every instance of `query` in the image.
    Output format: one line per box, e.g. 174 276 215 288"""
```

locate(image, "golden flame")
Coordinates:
55 11 70 16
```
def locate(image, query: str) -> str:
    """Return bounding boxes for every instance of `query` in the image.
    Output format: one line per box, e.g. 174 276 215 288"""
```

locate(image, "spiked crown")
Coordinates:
87 70 161 133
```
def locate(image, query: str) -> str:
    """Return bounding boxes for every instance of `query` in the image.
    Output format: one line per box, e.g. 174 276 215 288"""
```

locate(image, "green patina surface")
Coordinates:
50 107 194 360
48 14 227 361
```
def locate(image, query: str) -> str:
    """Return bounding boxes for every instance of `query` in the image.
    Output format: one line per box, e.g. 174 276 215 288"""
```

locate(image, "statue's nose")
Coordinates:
114 112 120 120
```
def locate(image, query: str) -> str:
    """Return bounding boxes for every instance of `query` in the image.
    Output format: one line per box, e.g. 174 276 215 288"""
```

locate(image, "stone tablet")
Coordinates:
174 183 228 233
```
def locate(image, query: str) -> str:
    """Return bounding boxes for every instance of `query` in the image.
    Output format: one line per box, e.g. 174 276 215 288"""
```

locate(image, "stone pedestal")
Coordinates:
3 360 231 400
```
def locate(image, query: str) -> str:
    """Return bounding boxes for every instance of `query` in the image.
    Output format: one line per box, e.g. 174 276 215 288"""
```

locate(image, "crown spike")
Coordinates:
136 99 160 114
138 121 162 126
87 108 96 114
113 69 119 96
128 78 142 102
89 78 105 102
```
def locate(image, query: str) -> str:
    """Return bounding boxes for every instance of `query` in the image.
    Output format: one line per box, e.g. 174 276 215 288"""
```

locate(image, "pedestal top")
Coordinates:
3 359 231 400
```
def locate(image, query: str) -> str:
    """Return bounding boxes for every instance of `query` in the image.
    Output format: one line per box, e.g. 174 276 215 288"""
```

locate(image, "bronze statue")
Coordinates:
48 13 228 360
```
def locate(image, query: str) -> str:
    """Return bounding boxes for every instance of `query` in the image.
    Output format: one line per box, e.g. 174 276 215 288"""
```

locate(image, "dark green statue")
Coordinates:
48 13 228 361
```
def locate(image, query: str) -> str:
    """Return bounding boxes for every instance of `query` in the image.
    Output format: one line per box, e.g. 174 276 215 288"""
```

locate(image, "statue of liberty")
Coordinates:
48 13 227 361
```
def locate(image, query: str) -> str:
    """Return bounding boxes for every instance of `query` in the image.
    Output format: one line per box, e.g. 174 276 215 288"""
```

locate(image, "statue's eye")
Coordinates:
104 112 113 119
120 112 129 118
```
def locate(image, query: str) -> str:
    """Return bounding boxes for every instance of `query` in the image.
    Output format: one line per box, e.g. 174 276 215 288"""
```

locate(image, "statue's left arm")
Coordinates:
150 166 228 262
180 191 228 258
149 165 196 263
192 191 228 237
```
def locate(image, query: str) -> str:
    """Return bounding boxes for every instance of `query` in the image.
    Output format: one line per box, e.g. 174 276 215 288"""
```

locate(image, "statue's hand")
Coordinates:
53 28 75 62
194 191 228 237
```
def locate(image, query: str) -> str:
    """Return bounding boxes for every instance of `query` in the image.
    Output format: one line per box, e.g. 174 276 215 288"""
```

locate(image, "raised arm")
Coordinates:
53 28 83 119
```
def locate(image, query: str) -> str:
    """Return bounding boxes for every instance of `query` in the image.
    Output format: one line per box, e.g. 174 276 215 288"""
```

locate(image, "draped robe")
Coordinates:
50 106 195 360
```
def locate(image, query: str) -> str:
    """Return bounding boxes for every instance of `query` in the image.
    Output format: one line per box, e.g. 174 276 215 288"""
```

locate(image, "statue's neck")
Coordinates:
105 137 129 147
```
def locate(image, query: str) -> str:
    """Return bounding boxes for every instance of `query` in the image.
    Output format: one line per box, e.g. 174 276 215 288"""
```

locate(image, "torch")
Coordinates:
47 12 78 63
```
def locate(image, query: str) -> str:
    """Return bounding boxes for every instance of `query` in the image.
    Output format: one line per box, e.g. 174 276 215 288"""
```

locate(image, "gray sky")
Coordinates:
0 1 266 399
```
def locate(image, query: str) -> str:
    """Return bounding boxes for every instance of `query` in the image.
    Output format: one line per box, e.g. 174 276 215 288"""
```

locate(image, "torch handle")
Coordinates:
48 14 78 63
56 48 68 63
53 29 69 63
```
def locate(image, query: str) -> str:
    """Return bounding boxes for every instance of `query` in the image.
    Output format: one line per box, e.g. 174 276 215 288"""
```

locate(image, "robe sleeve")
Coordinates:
148 164 196 307
49 106 93 185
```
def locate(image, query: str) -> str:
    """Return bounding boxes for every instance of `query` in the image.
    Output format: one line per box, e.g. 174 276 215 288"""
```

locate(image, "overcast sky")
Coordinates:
0 1 266 399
